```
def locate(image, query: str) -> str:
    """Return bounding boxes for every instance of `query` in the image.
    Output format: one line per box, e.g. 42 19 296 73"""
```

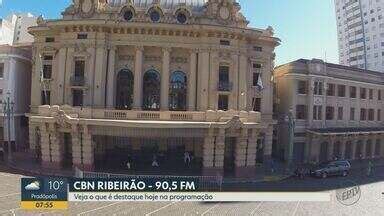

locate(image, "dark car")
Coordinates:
310 160 351 178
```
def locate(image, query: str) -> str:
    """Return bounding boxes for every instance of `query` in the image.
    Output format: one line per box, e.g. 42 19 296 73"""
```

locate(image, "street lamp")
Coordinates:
2 91 14 163
284 109 295 173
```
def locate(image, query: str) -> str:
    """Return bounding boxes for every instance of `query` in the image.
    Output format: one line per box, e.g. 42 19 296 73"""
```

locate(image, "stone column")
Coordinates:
41 123 63 169
56 47 67 105
197 49 210 111
133 46 144 109
340 138 347 159
310 135 321 163
161 47 171 110
209 51 218 110
263 128 274 171
31 50 42 111
234 128 258 178
93 45 107 107
40 123 51 167
371 135 377 158
28 124 37 151
327 136 335 160
307 78 314 127
351 138 357 160
361 136 367 159
381 134 384 157
304 134 312 163
202 129 224 176
238 53 248 111
82 126 95 171
64 47 75 105
106 46 116 108
188 50 197 111
230 53 239 110
71 125 81 169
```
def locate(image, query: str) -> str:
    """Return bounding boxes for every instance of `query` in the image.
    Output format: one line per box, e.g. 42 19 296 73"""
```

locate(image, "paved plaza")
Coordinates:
0 164 383 216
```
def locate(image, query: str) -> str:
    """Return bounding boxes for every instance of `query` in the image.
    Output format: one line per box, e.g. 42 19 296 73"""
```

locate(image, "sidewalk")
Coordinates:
7 152 74 177
8 152 381 182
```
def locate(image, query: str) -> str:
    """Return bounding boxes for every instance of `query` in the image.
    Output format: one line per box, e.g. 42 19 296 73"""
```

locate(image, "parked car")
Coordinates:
310 160 351 178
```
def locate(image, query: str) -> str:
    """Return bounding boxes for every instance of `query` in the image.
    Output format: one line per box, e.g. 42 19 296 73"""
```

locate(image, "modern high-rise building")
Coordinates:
0 13 36 45
335 0 384 72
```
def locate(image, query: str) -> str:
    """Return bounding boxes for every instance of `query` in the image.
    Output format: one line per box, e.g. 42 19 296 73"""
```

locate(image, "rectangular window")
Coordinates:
219 66 229 83
43 65 52 79
253 46 263 52
313 105 322 120
41 90 50 105
296 105 307 120
77 33 88 39
360 108 367 121
360 88 367 99
0 63 4 78
74 60 85 77
218 95 229 111
72 90 84 107
378 109 381 121
327 83 335 96
297 80 308 94
350 108 355 120
350 86 357 98
338 107 343 120
369 89 374 99
368 109 375 121
45 37 55 42
42 55 53 79
0 89 2 95
379 90 382 100
326 106 334 120
252 98 261 112
314 81 323 95
253 73 260 87
338 85 346 97
220 40 230 46
43 55 53 61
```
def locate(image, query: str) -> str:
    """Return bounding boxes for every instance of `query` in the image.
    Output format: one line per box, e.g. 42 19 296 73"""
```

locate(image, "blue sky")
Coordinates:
0 0 338 65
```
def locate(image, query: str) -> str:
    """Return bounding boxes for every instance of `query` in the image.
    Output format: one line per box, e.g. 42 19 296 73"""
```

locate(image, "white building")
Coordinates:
335 0 384 72
0 13 36 45
0 45 32 152
0 13 35 155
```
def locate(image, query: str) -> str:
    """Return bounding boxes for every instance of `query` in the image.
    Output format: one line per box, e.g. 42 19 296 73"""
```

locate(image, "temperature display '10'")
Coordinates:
48 180 65 191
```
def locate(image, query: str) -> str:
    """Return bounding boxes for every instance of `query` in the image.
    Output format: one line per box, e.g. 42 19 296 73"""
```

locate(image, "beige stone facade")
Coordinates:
27 0 279 178
275 59 384 164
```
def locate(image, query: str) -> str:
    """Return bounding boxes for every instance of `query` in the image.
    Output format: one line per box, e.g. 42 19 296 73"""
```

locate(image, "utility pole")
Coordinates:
3 91 14 163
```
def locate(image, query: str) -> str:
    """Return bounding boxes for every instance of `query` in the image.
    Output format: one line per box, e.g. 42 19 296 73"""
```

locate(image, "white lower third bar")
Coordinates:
69 192 331 202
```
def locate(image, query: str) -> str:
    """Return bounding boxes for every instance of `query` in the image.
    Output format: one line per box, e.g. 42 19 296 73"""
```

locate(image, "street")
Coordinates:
0 165 383 216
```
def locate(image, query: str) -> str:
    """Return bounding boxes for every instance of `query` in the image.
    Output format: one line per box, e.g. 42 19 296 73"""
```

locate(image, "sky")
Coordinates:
0 0 338 66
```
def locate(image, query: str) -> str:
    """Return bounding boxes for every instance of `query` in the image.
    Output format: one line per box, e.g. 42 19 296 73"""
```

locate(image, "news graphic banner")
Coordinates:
21 178 68 210
21 177 331 208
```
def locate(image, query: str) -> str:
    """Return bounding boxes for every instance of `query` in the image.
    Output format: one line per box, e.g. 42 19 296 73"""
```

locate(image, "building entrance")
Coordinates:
94 136 203 175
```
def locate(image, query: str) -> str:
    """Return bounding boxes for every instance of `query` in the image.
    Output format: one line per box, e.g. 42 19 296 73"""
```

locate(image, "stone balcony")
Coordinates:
35 105 261 123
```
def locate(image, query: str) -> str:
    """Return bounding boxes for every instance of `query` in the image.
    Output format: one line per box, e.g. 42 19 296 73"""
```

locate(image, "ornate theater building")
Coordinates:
27 0 279 178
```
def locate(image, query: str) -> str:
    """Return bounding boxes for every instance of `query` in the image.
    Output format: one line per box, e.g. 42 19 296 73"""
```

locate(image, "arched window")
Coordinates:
143 70 161 110
116 69 134 110
169 71 187 111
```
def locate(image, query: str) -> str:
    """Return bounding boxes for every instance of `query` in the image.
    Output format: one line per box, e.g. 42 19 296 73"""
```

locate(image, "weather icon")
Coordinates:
25 181 41 191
